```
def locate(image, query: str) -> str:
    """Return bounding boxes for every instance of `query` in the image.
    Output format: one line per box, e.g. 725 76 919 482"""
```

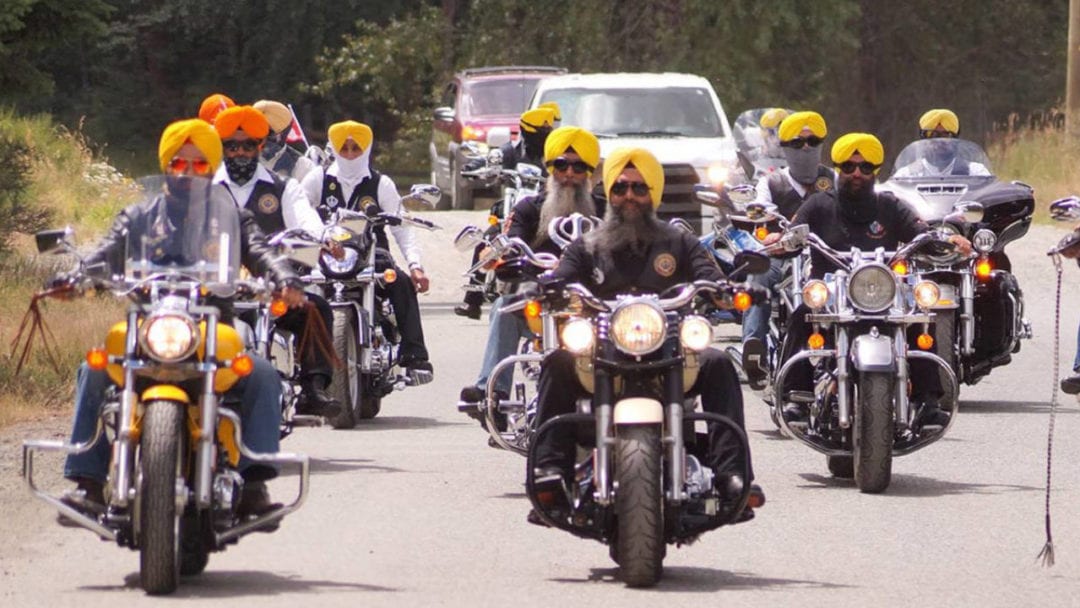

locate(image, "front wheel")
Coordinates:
138 402 185 595
933 310 958 387
853 372 894 493
329 309 361 429
614 425 664 588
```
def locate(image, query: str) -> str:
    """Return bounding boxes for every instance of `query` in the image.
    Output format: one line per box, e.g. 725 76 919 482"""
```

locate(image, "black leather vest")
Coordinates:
319 170 390 251
768 165 835 220
240 174 288 235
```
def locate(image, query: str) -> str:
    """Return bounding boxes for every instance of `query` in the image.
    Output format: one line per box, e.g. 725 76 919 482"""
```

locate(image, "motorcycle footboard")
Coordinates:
22 438 117 541
525 413 608 543
895 350 959 455
214 410 310 545
676 412 753 536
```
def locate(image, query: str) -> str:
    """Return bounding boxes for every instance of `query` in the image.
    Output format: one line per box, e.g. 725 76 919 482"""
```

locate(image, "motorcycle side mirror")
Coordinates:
516 163 543 180
487 147 504 166
731 250 771 276
402 184 441 209
951 201 984 224
1050 196 1080 221
433 107 454 122
780 224 810 252
486 126 511 149
668 218 696 235
35 227 74 254
744 201 777 222
454 225 486 252
693 184 722 206
460 141 483 158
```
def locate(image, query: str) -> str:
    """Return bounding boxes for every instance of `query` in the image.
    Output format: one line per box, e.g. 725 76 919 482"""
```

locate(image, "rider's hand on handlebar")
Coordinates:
761 232 782 246
947 234 973 256
322 239 345 260
279 285 306 309
411 267 430 294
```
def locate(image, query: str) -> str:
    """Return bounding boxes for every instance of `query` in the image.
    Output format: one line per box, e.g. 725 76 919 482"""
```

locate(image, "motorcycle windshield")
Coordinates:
889 139 994 180
124 176 241 290
732 108 791 177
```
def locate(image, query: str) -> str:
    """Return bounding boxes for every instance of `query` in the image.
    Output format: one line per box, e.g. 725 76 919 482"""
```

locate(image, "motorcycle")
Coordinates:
309 184 441 429
731 107 793 181
453 214 599 454
23 176 309 594
523 252 769 588
770 225 959 493
880 138 1033 385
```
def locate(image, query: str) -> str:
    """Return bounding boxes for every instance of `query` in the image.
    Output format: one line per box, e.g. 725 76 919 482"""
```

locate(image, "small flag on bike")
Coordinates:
286 104 309 149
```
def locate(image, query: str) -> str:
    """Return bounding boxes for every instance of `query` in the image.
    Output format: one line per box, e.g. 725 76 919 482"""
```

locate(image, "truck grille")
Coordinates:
657 163 704 232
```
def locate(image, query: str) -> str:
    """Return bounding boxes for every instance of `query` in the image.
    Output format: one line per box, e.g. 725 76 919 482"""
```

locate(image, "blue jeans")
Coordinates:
64 355 282 482
742 258 786 343
473 295 533 396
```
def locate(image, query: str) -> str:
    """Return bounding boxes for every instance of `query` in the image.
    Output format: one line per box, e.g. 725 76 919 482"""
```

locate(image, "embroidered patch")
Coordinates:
325 194 340 208
358 195 378 213
257 193 280 215
867 221 886 238
815 176 833 192
328 182 337 191
654 253 677 277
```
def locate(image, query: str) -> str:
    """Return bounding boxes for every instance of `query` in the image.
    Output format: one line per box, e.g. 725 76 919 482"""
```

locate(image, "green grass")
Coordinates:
987 126 1080 223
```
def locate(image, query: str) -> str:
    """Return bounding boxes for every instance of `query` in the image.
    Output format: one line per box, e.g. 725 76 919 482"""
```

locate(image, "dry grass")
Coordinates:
986 125 1080 222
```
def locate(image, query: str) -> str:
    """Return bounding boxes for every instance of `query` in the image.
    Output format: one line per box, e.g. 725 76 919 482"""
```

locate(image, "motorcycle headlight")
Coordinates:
913 280 941 309
324 225 353 242
802 280 829 310
679 316 713 352
140 313 198 362
972 229 997 253
319 246 362 278
848 264 897 312
560 318 595 354
611 301 666 356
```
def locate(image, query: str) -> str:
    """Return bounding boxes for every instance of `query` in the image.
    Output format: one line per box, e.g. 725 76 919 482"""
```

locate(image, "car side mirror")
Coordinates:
35 227 73 254
433 107 454 122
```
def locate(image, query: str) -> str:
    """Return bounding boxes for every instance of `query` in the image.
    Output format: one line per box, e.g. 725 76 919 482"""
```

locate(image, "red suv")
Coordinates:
431 66 565 209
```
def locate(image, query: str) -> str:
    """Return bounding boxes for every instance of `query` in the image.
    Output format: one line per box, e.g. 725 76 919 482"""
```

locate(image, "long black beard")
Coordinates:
534 176 596 248
587 202 662 262
837 178 877 223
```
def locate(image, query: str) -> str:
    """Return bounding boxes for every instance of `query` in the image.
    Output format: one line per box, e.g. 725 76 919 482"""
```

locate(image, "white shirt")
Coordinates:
300 166 422 268
753 167 808 206
213 163 324 239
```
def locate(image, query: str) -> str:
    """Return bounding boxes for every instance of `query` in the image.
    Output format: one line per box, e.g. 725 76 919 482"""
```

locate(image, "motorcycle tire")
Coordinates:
138 402 185 595
933 310 958 389
358 377 381 419
614 424 665 588
853 372 894 494
826 455 854 479
179 508 209 577
329 309 361 430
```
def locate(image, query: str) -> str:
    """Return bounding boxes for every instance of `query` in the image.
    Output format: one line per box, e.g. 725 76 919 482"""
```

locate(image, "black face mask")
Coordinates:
837 176 877 223
522 128 550 161
225 156 258 184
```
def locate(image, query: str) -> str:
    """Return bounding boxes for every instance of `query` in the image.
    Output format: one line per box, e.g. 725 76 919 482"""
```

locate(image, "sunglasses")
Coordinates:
920 129 956 139
168 157 212 175
780 135 824 149
837 161 879 175
547 157 592 174
610 181 651 196
222 139 261 152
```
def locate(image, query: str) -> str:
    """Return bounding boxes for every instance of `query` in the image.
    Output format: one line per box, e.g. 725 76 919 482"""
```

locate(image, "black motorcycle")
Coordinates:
524 252 768 587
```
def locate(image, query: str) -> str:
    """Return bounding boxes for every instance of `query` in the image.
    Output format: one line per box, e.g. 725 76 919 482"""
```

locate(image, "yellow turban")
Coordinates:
198 93 235 124
214 105 270 139
543 126 600 169
253 100 292 133
603 147 665 208
328 120 374 154
759 108 790 129
831 133 885 171
520 107 556 133
778 111 827 142
158 118 223 172
919 109 960 135
538 101 562 122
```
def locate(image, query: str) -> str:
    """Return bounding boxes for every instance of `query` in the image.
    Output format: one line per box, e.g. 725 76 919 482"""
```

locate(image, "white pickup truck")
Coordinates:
528 72 741 232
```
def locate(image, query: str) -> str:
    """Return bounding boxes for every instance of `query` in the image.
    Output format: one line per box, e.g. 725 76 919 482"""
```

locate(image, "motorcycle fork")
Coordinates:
893 325 911 429
112 309 141 508
960 273 975 356
593 369 614 506
664 367 686 503
836 327 852 429
195 310 220 508
361 248 377 373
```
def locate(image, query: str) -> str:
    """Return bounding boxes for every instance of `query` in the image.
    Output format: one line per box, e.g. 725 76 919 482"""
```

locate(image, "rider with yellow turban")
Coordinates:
918 109 960 139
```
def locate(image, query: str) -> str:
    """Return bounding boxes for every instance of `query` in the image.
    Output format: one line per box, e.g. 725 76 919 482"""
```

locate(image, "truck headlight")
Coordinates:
611 302 666 355
679 316 713 352
141 313 198 362
706 163 730 186
560 318 594 354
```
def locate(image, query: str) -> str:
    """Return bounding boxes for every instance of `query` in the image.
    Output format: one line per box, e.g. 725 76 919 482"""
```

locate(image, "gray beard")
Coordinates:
586 202 663 263
533 175 596 248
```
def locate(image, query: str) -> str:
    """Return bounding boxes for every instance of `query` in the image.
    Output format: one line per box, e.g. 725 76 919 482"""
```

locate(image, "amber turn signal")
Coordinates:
487 215 499 226
892 260 908 276
808 333 825 349
524 300 542 319
916 334 934 350
269 299 288 318
383 269 397 283
975 257 992 281
733 291 752 312
754 226 769 241
86 347 109 370
230 354 254 377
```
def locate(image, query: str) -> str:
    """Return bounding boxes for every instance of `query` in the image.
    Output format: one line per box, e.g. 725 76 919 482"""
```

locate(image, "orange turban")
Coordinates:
158 118 223 172
198 93 235 124
214 105 270 140
327 121 374 153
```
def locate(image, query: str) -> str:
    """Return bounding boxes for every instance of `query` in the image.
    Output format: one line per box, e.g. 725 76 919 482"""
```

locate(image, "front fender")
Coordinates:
850 333 895 372
613 397 664 425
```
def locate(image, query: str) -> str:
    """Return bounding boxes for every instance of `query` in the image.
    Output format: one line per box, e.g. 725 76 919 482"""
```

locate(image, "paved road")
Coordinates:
3 221 1080 606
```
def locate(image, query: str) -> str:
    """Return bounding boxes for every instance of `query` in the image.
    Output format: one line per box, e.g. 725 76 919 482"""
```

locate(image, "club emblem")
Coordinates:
815 176 833 192
257 193 280 215
654 253 677 277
